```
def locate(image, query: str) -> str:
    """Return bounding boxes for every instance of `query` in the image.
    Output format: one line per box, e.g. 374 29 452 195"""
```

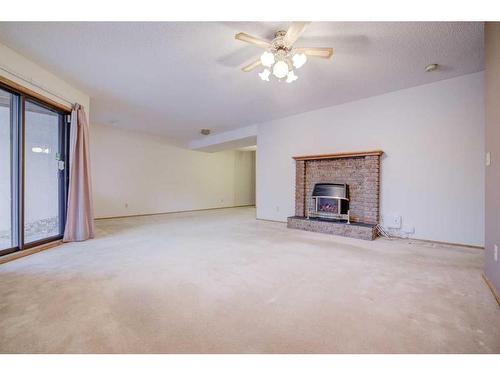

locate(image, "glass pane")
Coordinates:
24 100 61 243
0 88 15 250
318 197 339 213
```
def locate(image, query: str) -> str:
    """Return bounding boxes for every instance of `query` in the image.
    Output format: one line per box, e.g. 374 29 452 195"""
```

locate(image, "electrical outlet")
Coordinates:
495 244 498 262
124 203 128 208
486 152 491 166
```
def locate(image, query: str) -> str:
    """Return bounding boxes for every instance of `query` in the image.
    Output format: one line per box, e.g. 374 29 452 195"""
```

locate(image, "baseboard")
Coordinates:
0 240 62 265
482 273 500 306
256 218 287 224
388 235 483 250
95 204 256 221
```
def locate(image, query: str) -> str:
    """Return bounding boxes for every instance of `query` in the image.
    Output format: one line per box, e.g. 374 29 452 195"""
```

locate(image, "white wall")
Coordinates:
234 150 256 206
189 125 257 152
0 42 89 110
91 124 255 218
257 72 485 247
0 41 257 224
484 23 500 294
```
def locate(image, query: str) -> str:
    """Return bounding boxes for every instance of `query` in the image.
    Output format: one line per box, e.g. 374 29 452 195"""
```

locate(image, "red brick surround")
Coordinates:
294 151 383 225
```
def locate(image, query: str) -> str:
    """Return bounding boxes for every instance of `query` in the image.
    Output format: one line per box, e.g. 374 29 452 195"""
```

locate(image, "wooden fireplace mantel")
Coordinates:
292 150 384 161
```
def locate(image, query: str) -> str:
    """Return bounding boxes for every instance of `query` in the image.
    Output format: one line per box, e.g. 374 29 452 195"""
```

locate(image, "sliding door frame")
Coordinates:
0 85 20 257
0 81 71 256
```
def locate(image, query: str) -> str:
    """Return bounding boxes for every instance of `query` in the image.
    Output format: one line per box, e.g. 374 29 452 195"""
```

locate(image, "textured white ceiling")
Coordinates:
0 22 484 142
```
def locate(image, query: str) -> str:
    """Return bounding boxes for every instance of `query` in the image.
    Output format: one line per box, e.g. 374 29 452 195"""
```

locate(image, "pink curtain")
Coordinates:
63 104 95 242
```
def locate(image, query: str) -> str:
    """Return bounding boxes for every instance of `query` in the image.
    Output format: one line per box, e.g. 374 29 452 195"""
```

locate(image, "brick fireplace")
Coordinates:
287 150 383 240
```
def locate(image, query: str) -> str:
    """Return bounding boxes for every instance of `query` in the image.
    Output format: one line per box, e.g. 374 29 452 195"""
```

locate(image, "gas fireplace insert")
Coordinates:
308 183 350 223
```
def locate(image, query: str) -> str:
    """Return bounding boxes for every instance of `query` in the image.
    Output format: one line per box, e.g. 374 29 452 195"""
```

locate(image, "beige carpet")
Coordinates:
0 207 499 353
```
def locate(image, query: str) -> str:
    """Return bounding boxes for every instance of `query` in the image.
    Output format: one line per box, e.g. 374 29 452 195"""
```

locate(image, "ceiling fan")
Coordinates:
235 22 333 83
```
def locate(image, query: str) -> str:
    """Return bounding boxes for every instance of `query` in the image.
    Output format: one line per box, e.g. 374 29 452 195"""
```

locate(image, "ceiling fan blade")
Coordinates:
284 22 311 46
294 47 334 59
242 59 262 72
235 32 271 49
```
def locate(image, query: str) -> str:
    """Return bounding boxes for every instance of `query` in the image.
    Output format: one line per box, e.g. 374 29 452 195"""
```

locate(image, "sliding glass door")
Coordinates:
24 100 66 245
0 84 69 256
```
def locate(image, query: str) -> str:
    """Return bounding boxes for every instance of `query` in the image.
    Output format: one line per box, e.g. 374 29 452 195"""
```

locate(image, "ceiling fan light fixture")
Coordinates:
260 51 275 67
292 53 307 69
272 60 289 79
286 70 298 83
235 22 333 83
259 68 271 81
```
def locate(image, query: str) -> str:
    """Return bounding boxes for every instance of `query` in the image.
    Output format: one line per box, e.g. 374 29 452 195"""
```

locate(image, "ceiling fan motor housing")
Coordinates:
272 30 291 52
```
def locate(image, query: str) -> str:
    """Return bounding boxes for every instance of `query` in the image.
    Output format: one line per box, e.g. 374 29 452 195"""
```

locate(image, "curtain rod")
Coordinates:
0 65 76 108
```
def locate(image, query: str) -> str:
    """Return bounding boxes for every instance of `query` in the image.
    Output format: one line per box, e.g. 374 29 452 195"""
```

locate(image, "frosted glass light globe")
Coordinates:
259 68 271 81
260 51 275 67
292 53 307 69
272 60 289 79
286 70 298 83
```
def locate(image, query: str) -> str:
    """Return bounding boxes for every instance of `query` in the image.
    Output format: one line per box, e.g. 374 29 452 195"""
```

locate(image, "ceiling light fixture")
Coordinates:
272 60 289 79
259 68 271 81
286 70 298 83
235 23 334 84
292 53 307 69
260 51 275 67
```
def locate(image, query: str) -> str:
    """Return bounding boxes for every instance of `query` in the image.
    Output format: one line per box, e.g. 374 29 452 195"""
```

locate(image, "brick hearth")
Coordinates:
288 150 383 240
288 216 377 240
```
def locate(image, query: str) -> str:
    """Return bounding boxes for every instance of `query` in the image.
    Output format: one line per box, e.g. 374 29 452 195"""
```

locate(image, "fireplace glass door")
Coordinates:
317 198 339 214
